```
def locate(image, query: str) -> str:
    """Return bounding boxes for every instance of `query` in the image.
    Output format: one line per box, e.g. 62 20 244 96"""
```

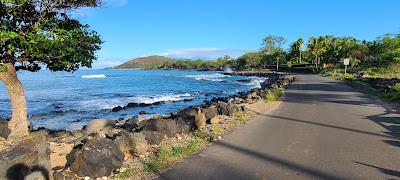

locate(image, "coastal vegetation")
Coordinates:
114 33 400 103
0 0 102 139
143 139 207 173
115 33 400 77
265 87 284 103
113 55 174 69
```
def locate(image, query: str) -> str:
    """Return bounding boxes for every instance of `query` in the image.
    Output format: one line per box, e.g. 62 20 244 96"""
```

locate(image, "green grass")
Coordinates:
265 87 284 102
379 83 400 102
144 139 207 173
320 68 357 80
234 111 247 125
116 168 134 179
211 126 225 136
193 130 210 139
321 68 400 103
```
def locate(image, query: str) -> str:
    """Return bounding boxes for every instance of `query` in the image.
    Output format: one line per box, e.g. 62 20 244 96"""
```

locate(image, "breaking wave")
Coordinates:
245 76 268 88
78 93 193 111
81 74 107 78
185 73 230 82
132 93 193 104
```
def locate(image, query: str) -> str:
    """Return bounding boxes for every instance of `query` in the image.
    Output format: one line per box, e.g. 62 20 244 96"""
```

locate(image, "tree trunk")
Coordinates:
314 57 317 70
0 63 29 140
276 58 279 72
299 51 302 63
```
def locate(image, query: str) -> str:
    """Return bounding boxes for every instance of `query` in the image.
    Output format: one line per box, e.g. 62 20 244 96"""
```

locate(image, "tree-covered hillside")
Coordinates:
113 56 174 69
114 33 400 78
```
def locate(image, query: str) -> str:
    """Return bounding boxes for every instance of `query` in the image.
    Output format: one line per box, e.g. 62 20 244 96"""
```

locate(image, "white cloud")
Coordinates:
158 48 251 60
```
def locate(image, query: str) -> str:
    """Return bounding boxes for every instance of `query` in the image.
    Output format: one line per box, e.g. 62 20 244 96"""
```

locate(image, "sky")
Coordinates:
76 0 400 68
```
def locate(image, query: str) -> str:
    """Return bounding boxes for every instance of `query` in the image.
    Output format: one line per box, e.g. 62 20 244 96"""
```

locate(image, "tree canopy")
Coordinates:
0 0 102 139
0 0 102 72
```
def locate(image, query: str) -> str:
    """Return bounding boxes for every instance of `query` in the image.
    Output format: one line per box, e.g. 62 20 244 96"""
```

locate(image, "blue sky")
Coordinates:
78 0 400 68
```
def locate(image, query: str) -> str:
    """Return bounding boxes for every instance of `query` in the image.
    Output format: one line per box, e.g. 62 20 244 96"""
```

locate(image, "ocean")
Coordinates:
0 69 265 130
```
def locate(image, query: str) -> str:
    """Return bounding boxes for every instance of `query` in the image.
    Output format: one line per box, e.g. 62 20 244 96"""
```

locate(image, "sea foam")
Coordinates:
186 73 230 82
133 93 192 104
81 74 107 78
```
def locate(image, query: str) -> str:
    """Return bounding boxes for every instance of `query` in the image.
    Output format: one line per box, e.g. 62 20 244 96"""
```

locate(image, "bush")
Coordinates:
265 88 284 102
234 111 247 125
380 83 400 102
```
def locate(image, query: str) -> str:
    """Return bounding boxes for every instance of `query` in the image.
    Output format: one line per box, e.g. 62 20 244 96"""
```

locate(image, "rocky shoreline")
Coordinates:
0 72 294 179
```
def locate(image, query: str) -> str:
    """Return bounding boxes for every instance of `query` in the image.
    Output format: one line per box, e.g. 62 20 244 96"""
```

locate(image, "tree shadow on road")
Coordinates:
249 109 399 140
354 161 400 178
282 77 400 147
383 140 400 148
213 141 341 180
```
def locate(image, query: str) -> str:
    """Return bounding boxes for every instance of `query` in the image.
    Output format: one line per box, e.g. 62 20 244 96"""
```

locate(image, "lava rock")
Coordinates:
174 107 200 129
68 138 124 178
142 118 183 137
119 116 140 131
143 131 165 145
112 106 123 112
216 102 239 116
126 103 139 108
201 106 218 121
114 131 148 157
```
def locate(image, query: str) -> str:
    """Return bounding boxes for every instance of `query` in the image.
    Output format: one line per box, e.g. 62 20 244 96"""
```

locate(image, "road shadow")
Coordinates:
383 140 400 148
354 161 400 178
283 75 400 146
214 141 341 180
159 154 259 180
160 140 341 180
248 110 398 140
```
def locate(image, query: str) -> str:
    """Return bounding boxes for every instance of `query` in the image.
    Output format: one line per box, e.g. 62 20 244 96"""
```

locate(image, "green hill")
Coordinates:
113 55 174 69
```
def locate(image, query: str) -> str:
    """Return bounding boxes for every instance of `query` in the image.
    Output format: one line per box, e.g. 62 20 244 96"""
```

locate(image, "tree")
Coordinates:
236 51 263 70
261 35 286 71
288 38 303 64
0 0 102 139
216 55 233 70
307 37 327 70
296 38 304 63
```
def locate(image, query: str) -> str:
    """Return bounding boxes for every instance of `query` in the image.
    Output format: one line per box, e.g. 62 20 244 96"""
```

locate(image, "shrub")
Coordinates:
265 88 284 102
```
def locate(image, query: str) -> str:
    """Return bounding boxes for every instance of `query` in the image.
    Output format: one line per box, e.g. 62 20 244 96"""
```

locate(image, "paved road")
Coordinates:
158 74 400 180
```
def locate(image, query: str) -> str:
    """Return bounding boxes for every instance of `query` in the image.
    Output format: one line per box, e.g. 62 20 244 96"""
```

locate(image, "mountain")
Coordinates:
113 56 174 69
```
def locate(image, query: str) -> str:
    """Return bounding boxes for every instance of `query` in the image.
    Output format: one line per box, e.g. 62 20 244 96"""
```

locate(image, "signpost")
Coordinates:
343 58 350 74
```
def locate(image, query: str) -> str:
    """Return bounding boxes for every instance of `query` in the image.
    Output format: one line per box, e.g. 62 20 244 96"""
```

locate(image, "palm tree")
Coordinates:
308 37 319 69
296 38 304 63
308 37 327 70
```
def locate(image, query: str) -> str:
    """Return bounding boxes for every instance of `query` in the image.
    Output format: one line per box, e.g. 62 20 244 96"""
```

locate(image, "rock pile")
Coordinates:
365 78 400 92
0 72 294 179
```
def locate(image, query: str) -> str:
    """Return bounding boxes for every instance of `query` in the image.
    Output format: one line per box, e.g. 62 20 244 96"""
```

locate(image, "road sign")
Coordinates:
343 58 350 74
344 58 350 66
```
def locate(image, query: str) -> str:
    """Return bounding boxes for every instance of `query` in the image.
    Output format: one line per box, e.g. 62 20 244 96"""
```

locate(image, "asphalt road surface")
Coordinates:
158 74 400 180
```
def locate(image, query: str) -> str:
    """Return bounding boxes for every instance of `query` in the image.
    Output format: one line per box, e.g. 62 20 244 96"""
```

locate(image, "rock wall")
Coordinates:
0 72 294 179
